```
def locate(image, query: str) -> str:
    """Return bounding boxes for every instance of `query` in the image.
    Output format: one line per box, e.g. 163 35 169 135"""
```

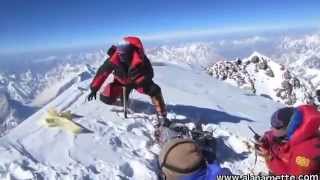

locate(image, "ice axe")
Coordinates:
123 86 128 118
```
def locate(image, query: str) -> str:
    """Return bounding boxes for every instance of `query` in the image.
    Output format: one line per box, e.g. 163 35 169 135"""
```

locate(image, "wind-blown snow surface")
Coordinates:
0 62 283 179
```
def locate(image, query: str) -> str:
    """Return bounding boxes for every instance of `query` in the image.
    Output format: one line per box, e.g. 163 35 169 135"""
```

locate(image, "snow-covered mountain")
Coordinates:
276 32 320 95
2 33 320 136
0 51 106 136
0 64 98 136
146 43 222 69
207 52 319 106
0 43 222 137
0 35 319 178
0 60 283 179
278 32 320 67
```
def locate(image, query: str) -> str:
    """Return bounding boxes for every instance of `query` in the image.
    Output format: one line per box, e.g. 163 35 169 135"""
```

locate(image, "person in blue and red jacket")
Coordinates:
87 36 167 137
255 105 320 175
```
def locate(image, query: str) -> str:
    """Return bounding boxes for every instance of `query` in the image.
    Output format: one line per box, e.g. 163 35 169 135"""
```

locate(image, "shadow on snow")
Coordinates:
128 99 254 125
127 99 253 163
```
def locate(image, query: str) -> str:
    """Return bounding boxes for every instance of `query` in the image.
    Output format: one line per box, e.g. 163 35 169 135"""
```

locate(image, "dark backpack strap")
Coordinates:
160 140 206 174
162 158 206 174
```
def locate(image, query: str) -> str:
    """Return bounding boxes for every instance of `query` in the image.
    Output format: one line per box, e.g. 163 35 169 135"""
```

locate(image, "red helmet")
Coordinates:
114 36 144 64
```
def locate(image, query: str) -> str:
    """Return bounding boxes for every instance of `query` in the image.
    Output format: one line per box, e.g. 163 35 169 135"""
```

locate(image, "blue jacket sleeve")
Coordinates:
180 162 233 180
206 162 233 180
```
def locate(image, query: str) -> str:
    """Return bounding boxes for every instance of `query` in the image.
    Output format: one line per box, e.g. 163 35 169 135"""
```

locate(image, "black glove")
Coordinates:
87 91 97 101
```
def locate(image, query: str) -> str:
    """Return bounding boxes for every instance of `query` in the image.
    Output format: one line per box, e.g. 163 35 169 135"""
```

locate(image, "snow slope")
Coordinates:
0 62 283 179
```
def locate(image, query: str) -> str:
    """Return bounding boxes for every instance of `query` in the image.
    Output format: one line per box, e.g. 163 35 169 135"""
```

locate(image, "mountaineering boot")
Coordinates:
151 93 169 142
152 115 173 144
151 92 167 124
151 93 167 119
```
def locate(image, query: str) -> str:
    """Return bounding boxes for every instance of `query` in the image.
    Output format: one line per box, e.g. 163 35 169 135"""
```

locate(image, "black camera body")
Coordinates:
190 128 217 163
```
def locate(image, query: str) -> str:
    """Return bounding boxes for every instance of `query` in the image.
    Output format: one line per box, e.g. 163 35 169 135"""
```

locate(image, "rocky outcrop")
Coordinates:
207 59 257 94
251 56 260 63
206 53 318 106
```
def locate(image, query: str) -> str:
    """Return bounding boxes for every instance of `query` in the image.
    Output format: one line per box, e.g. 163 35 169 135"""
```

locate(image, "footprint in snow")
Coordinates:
119 162 134 178
109 136 123 150
126 122 146 132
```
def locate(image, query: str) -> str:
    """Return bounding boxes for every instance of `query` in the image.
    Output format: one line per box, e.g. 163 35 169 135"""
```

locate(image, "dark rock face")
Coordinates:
265 69 274 77
283 70 292 80
258 60 268 70
251 56 260 63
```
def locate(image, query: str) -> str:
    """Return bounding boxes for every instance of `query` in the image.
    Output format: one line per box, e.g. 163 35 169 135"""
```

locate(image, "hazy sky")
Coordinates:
0 0 319 54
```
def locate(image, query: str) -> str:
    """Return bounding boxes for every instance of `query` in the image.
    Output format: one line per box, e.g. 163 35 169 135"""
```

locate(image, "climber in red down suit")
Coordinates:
87 36 167 131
